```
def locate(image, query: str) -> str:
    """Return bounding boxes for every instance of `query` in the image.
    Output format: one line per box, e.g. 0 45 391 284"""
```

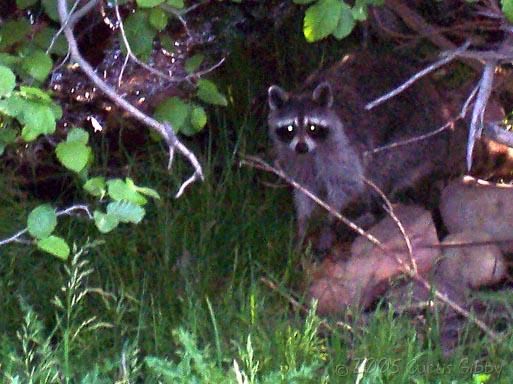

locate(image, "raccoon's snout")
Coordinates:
295 142 309 154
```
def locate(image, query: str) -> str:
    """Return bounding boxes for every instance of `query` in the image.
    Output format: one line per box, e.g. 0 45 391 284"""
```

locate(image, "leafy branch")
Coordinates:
56 0 204 198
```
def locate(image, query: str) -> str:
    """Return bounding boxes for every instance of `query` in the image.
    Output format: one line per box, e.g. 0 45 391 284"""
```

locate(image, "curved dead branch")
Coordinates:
56 0 204 198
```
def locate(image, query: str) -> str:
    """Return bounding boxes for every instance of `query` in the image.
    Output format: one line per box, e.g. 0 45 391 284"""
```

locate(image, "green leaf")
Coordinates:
22 50 53 82
181 105 207 136
503 0 513 23
293 0 316 3
0 128 18 144
55 141 92 173
473 373 491 384
124 11 157 60
19 86 52 103
0 143 5 156
149 7 169 31
154 97 190 131
159 35 174 52
196 79 227 106
303 0 342 42
27 204 57 239
84 177 106 197
333 2 355 39
33 27 69 56
0 19 31 49
137 0 164 7
352 0 368 21
107 201 145 224
19 102 56 141
67 127 89 144
37 236 70 260
16 0 39 9
42 0 59 20
167 0 184 9
94 210 120 233
0 66 16 97
49 103 63 120
127 179 161 199
0 95 25 117
0 53 21 67
107 179 148 205
184 54 204 74
42 0 74 21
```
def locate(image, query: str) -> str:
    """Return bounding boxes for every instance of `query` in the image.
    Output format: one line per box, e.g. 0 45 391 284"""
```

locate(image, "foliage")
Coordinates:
0 0 227 259
1 1 513 383
294 0 384 42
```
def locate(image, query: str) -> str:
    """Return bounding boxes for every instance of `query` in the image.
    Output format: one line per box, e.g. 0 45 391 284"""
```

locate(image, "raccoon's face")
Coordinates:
267 82 339 155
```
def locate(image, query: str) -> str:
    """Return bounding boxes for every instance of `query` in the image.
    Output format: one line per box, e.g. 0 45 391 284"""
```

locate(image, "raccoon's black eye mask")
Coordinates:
307 124 329 140
275 124 295 143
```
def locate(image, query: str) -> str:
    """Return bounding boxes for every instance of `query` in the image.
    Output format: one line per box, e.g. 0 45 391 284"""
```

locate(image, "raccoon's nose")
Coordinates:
295 142 309 154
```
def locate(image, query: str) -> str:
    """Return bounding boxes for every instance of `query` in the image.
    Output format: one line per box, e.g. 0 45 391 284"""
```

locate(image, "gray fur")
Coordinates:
267 52 465 250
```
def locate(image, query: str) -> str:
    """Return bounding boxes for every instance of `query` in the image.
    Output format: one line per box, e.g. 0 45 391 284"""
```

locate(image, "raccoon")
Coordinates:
267 52 465 250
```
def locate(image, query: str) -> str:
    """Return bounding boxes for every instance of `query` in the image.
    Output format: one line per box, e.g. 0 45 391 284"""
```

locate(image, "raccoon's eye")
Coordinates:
275 125 295 143
307 124 329 140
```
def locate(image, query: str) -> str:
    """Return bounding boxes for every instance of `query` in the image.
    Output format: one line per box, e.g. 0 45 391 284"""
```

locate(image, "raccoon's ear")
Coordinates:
268 85 289 110
312 82 333 108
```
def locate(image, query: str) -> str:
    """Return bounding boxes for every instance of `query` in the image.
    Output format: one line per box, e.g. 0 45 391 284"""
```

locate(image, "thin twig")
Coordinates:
57 204 93 219
0 205 93 247
240 156 384 248
114 1 177 85
0 228 29 247
365 40 470 110
114 1 225 86
384 0 481 72
242 155 503 342
363 178 417 273
160 4 194 40
364 84 479 156
57 0 204 196
260 277 353 332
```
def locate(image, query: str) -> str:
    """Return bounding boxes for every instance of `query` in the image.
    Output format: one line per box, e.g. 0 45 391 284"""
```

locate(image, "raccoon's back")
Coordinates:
302 52 454 148
304 52 466 195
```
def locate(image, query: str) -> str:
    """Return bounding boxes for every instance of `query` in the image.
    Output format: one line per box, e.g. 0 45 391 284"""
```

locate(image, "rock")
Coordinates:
437 231 506 289
310 204 441 314
440 176 513 253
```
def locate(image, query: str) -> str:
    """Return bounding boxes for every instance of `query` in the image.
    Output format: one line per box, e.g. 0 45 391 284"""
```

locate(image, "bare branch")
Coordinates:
56 204 93 219
0 204 93 247
384 0 481 71
365 85 479 156
57 0 204 195
365 41 470 110
260 277 353 333
0 228 29 247
114 1 178 85
467 60 496 170
240 156 384 248
363 177 417 273
241 155 503 343
484 121 513 147
160 4 194 40
114 1 225 86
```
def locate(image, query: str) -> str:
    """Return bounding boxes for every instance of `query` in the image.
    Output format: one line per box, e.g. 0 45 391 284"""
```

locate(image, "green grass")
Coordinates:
1 112 512 383
1 24 513 384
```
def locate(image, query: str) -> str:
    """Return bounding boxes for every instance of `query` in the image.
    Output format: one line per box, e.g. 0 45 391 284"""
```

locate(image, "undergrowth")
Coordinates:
1 29 513 384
